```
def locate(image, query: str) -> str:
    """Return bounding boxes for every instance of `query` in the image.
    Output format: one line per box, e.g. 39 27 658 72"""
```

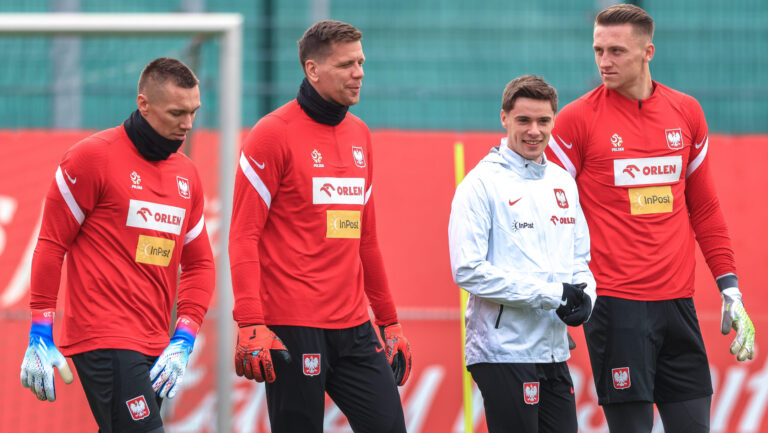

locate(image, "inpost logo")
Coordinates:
628 186 674 215
326 210 361 239
135 235 175 267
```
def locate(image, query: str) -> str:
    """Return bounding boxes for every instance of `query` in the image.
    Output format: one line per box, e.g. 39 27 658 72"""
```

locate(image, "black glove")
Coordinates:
558 293 593 327
557 283 586 313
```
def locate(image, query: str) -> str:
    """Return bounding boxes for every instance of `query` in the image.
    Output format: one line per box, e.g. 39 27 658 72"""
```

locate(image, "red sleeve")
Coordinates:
229 115 287 326
30 138 105 310
177 169 215 324
360 135 398 326
545 101 586 177
684 100 737 281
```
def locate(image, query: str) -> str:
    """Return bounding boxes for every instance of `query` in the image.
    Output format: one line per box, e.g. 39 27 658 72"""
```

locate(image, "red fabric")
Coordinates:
545 82 736 300
29 125 214 356
229 100 398 328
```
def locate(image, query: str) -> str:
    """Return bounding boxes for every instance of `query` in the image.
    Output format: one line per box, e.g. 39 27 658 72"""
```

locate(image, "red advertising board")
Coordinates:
1 130 766 432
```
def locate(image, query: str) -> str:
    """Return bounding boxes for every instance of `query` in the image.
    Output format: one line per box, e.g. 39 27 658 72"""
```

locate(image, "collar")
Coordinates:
499 138 547 179
296 78 349 126
123 110 183 161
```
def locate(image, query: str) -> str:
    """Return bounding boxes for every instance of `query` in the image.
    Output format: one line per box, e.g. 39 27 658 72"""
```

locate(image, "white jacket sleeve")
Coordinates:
448 176 563 310
571 195 597 317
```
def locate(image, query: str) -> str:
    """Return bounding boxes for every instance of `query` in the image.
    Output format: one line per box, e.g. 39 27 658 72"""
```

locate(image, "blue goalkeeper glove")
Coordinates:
720 287 755 362
20 309 74 402
150 316 199 399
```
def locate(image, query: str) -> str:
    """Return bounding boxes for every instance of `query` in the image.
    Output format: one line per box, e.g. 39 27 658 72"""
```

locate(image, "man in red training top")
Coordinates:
545 5 755 433
20 57 215 433
229 20 412 433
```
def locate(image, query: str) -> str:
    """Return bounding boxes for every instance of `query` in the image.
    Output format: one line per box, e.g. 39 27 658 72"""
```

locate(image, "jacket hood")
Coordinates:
481 138 547 179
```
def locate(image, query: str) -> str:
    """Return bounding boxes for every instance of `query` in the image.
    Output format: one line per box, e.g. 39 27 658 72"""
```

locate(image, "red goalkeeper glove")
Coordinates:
234 324 291 383
379 323 412 386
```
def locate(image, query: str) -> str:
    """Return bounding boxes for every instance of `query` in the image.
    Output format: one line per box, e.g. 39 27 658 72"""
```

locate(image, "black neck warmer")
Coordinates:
123 110 183 161
296 78 348 126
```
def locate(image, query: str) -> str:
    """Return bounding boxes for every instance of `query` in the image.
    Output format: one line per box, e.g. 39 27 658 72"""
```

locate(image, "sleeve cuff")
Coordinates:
716 273 739 292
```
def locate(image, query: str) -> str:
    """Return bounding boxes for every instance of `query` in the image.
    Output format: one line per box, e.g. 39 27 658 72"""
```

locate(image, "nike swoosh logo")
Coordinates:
248 156 265 169
509 198 521 206
64 169 77 184
557 136 573 149
375 346 385 353
694 138 706 149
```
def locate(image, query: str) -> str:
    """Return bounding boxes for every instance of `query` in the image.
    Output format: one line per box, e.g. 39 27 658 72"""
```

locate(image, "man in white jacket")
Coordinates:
449 75 596 433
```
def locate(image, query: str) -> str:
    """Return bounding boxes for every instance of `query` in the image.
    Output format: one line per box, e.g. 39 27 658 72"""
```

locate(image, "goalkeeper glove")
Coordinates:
150 316 198 399
20 309 74 402
379 323 412 386
234 324 291 383
720 287 755 362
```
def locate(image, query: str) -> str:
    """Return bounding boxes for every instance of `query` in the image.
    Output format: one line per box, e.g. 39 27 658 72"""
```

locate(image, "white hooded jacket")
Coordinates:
449 140 596 365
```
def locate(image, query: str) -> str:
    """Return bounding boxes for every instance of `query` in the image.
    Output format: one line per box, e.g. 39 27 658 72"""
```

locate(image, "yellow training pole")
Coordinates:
454 142 473 433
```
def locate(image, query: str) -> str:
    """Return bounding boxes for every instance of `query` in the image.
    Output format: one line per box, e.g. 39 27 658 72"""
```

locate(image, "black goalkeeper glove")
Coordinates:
557 283 590 327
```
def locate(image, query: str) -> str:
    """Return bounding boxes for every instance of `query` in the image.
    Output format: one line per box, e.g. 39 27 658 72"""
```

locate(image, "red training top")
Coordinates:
30 125 215 356
545 82 736 300
229 100 398 328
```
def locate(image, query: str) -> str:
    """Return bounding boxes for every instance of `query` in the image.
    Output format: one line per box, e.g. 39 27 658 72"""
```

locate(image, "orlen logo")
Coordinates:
137 207 152 222
126 199 186 235
313 177 366 205
550 216 576 226
622 164 641 178
320 182 362 199
320 183 335 197
136 207 183 226
613 156 682 186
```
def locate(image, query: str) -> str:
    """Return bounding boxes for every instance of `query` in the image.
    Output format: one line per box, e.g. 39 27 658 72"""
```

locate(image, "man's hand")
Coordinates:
379 323 412 386
721 288 755 362
559 295 593 327
150 316 198 399
20 309 74 402
558 283 586 310
557 283 592 327
234 324 291 383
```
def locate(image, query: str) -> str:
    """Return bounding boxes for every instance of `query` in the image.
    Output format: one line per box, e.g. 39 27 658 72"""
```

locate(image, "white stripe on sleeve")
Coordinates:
184 215 205 245
548 135 577 178
686 137 708 179
55 166 85 225
239 152 272 209
364 183 372 205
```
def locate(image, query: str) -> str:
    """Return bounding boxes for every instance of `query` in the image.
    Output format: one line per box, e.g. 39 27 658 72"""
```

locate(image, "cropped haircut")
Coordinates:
502 75 558 114
137 57 199 95
595 4 654 39
298 20 362 71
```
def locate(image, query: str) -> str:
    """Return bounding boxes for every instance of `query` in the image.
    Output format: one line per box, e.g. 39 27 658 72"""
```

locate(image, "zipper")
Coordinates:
494 305 504 328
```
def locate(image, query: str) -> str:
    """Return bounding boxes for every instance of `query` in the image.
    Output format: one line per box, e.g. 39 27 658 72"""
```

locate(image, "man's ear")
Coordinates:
305 59 319 83
644 42 655 63
137 93 149 115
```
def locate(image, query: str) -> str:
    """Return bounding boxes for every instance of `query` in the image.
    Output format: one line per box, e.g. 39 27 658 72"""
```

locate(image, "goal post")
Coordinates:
0 13 242 433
